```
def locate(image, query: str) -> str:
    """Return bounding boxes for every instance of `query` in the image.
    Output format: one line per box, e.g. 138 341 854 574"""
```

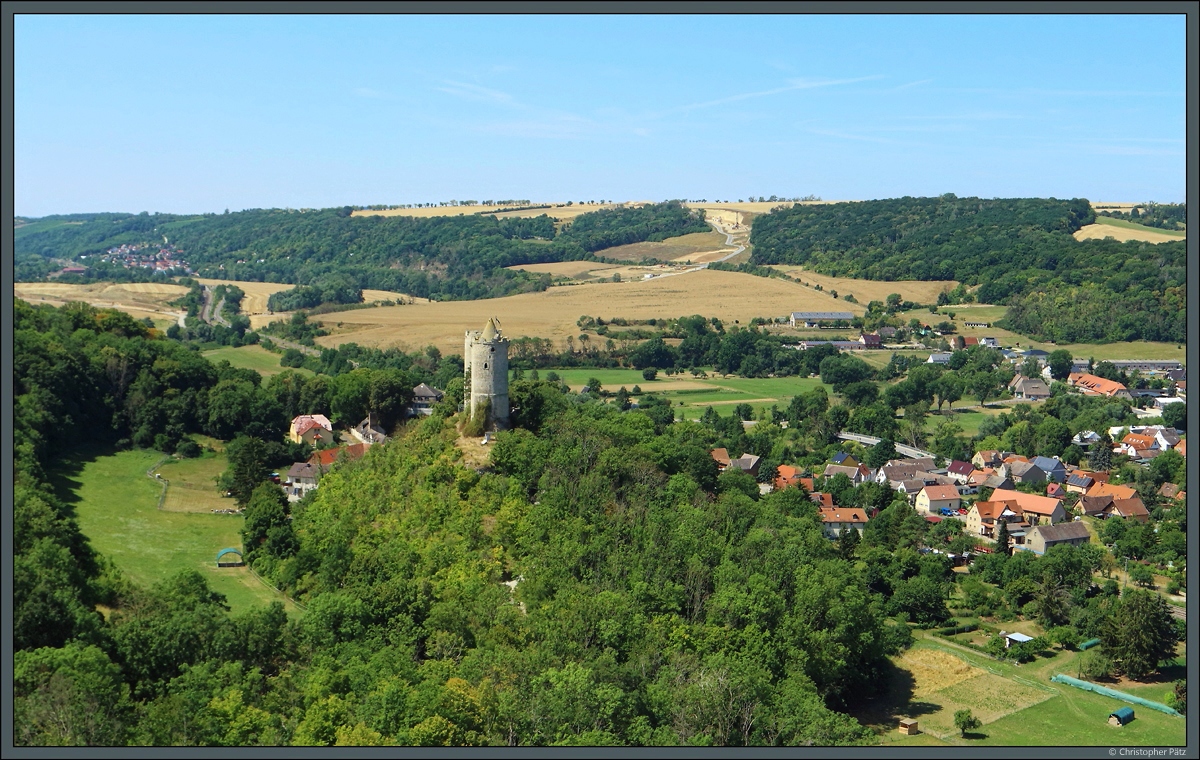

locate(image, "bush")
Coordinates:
1076 649 1114 680
642 368 657 381
176 440 202 458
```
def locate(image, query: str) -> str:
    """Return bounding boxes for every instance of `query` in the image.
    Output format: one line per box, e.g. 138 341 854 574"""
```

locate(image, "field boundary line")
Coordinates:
146 456 171 510
247 564 306 612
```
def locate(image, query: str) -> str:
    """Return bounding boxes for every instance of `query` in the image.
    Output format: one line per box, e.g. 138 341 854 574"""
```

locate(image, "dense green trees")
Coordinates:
17 203 707 303
748 196 1185 343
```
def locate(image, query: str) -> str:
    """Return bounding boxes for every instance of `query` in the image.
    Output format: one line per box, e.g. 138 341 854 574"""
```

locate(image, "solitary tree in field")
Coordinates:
954 709 981 737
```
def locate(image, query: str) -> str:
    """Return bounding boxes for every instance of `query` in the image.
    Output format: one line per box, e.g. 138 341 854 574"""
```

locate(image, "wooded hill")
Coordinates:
748 195 1186 343
15 202 709 301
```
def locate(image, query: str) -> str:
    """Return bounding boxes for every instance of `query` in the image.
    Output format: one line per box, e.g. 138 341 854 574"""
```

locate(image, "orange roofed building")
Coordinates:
1068 373 1132 399
987 488 1068 526
818 507 868 539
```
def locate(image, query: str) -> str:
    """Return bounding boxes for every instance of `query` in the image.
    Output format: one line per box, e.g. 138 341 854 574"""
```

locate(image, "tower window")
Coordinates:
484 363 488 369
490 347 495 353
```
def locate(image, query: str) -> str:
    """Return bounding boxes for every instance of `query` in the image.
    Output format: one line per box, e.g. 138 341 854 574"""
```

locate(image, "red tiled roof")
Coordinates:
309 443 368 468
920 484 961 501
1069 372 1128 397
1087 482 1137 501
810 492 835 508
989 488 1062 516
819 507 866 523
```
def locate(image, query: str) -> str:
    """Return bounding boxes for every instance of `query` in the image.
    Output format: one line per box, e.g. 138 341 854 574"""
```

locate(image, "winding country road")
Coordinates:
644 216 749 280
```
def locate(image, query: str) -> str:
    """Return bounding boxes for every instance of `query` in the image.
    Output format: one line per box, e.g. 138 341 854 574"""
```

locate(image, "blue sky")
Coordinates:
15 14 1186 216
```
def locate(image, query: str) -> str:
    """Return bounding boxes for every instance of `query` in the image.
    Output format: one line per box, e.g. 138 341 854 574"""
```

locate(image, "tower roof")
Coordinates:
481 317 499 341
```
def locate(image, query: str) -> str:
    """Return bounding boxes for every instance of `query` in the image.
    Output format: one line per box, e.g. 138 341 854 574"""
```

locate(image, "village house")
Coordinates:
965 500 1030 542
945 460 974 484
914 484 962 516
1065 472 1096 494
818 507 868 539
308 443 368 474
876 326 898 339
1007 461 1047 486
711 448 732 468
289 414 334 446
1020 521 1091 555
1046 482 1066 499
823 463 871 485
352 415 389 445
1105 497 1151 523
726 453 762 476
809 492 835 509
859 333 882 349
1117 432 1158 457
927 353 953 365
1068 372 1132 400
1030 456 1068 483
1009 375 1051 401
774 464 805 491
831 451 860 467
285 462 321 501
1175 439 1186 458
980 473 1016 491
979 337 1000 348
408 383 445 416
989 488 1068 527
972 450 1004 469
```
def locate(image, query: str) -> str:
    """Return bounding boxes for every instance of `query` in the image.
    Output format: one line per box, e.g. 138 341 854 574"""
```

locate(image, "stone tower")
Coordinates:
464 318 509 428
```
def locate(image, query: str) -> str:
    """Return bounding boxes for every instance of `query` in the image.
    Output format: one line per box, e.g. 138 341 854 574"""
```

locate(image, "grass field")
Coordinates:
546 368 828 420
308 268 860 356
595 231 729 262
1074 216 1185 244
49 446 299 616
921 407 1005 438
202 344 312 377
854 637 1185 746
156 451 231 513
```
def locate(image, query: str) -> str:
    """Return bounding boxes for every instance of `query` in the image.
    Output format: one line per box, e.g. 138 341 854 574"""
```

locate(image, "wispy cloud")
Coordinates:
353 87 393 100
894 78 933 90
654 75 883 117
435 80 516 105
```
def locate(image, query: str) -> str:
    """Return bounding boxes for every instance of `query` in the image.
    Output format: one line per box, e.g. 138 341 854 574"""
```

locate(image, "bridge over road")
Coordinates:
837 432 937 461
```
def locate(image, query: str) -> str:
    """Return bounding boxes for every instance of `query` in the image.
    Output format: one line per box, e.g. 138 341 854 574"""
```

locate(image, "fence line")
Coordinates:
247 564 307 612
146 456 171 510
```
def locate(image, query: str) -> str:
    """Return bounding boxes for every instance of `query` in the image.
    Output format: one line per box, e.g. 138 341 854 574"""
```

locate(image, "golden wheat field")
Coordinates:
195 279 418 316
306 268 863 355
596 231 729 262
1072 223 1184 244
14 282 190 324
766 266 959 305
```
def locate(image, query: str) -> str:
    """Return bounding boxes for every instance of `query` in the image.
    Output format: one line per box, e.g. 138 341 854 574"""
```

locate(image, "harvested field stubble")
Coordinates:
308 269 863 355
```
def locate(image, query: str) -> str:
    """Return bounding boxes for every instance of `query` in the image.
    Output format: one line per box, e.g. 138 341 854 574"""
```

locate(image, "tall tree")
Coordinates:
1101 589 1181 680
995 519 1011 557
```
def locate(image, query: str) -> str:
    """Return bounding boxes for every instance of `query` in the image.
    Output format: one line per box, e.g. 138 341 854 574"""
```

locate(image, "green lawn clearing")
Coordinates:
1092 216 1185 237
203 344 313 378
546 368 828 421
50 446 299 616
853 637 1183 746
156 451 231 513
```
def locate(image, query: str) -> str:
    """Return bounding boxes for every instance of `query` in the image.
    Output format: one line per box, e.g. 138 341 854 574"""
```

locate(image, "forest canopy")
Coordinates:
748 196 1186 343
15 203 707 302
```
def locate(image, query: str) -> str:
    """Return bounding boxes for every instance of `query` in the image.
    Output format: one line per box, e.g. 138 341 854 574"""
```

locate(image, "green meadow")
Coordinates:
50 446 299 616
202 344 313 377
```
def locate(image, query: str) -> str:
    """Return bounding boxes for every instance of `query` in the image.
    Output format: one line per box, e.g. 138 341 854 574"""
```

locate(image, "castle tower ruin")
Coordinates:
465 317 509 428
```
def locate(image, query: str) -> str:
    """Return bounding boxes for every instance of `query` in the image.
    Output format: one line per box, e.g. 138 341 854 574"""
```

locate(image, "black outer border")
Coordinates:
2 3 1196 759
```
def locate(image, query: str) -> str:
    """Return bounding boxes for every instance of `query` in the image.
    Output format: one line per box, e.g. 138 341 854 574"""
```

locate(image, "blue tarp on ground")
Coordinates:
1050 674 1180 716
